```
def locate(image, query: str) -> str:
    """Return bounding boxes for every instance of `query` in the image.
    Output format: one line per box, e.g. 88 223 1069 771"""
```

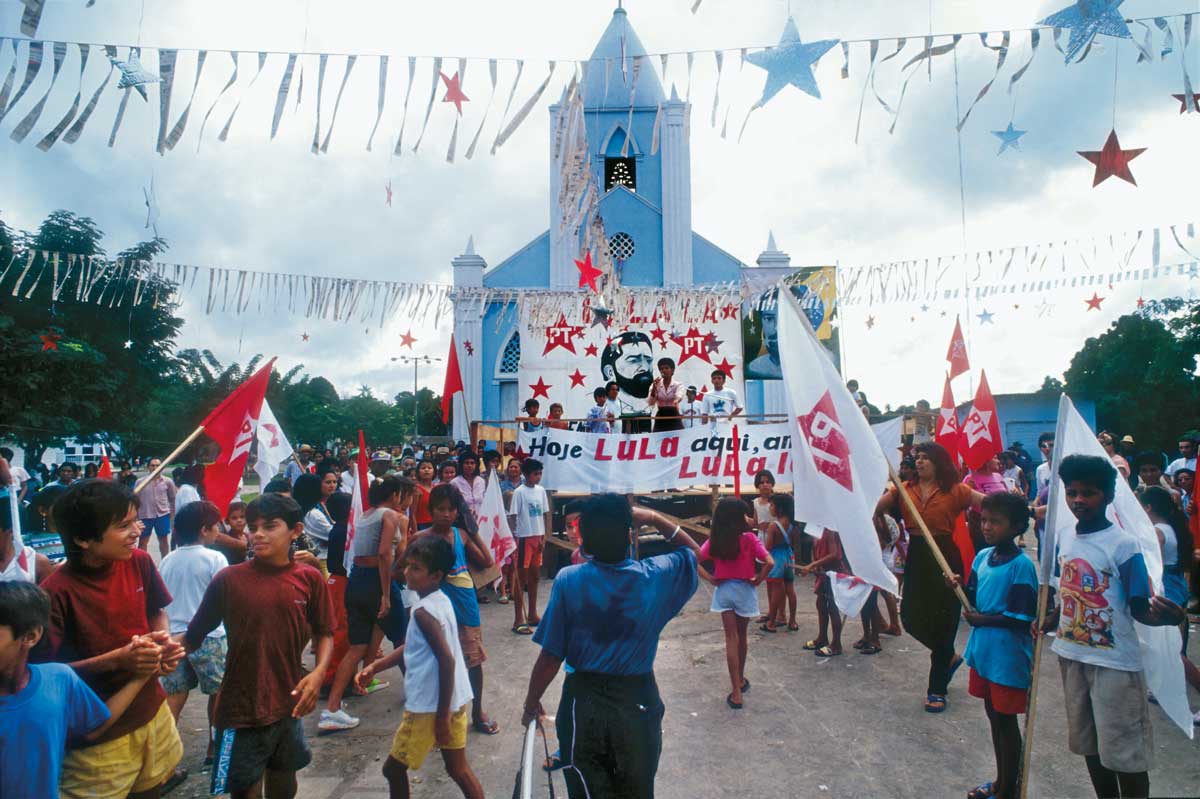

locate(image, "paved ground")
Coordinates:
168 571 1200 799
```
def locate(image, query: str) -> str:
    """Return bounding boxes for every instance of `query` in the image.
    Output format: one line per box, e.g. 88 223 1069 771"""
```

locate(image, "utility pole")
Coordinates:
395 355 441 440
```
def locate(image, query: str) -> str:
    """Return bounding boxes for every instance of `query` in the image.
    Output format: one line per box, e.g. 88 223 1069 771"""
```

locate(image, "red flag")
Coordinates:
946 317 970 380
442 334 464 424
934 374 961 455
344 430 369 576
96 455 113 479
200 358 275 515
957 370 1003 471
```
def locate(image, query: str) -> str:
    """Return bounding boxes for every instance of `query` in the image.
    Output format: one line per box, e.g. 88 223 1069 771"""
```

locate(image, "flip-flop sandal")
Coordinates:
512 625 533 635
814 646 841 658
497 595 511 604
473 719 500 735
756 615 771 623
924 694 947 713
967 781 997 799
759 624 778 633
882 627 903 636
162 768 188 795
859 644 882 655
726 694 743 710
786 622 800 632
543 751 565 772
803 639 825 651
478 595 491 604
852 640 867 649
527 618 541 627
742 679 750 694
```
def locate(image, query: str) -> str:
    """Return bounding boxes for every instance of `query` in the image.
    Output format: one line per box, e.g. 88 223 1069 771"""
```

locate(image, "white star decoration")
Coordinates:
110 48 160 100
991 123 1027 155
746 17 839 104
123 340 132 349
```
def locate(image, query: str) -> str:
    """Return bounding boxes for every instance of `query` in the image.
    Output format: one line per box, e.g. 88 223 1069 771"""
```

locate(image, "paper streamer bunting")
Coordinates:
1007 29 1040 93
155 48 177 154
393 56 416 155
890 35 960 134
412 55 442 153
162 50 208 152
11 40 65 143
490 58 523 155
710 50 723 127
1 40 44 125
366 55 388 150
270 53 297 139
19 0 44 37
36 43 88 150
493 61 556 152
0 40 18 120
319 54 356 153
444 58 466 163
196 51 238 147
465 59 498 159
63 46 114 144
956 31 1009 131
309 53 328 154
218 52 267 142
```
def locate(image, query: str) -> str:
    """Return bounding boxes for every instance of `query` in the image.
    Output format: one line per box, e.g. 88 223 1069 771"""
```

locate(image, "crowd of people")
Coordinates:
0 419 1196 799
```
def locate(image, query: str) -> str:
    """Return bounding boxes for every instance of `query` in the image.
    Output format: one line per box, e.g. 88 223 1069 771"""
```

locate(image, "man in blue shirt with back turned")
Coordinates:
521 494 701 799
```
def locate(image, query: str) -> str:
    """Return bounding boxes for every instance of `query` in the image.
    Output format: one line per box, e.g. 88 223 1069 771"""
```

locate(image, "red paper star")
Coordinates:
542 314 584 356
400 329 417 349
1136 297 1145 309
1085 293 1104 311
440 71 469 115
385 181 393 206
575 250 603 293
584 343 598 357
568 368 587 388
302 332 310 342
1172 93 1200 114
670 326 713 366
40 332 61 351
464 340 474 355
720 303 739 320
714 357 736 379
866 316 875 329
529 376 552 399
1077 129 1146 187
649 325 669 346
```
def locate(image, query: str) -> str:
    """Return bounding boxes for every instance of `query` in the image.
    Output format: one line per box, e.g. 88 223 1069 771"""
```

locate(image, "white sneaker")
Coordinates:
318 707 360 732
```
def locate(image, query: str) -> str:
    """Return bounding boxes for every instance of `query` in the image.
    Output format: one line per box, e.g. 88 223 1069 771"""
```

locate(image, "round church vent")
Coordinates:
608 232 635 261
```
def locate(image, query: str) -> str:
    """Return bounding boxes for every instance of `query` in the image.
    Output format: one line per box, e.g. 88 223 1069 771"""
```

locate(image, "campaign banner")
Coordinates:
517 422 793 493
743 268 838 379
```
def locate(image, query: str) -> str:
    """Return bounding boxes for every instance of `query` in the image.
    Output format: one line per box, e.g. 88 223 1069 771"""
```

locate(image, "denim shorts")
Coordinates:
160 635 226 695
710 579 760 618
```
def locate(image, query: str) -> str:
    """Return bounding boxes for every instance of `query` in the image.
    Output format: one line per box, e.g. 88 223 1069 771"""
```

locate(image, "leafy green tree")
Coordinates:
395 388 448 438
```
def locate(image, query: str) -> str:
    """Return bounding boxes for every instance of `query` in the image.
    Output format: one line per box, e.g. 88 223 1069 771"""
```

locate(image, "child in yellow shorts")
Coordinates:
356 536 483 799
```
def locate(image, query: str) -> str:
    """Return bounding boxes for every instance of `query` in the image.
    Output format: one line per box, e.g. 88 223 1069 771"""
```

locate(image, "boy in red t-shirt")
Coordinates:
184 493 334 799
38 479 186 799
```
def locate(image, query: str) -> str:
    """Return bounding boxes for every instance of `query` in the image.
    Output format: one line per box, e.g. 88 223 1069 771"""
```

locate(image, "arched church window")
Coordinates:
608 232 635 261
499 332 520 374
605 157 636 192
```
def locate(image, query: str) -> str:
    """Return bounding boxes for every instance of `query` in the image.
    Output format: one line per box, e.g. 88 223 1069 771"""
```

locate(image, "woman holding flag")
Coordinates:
875 442 985 714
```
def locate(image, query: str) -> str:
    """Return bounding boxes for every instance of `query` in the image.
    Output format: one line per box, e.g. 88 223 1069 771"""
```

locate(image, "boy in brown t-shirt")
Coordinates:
185 493 333 798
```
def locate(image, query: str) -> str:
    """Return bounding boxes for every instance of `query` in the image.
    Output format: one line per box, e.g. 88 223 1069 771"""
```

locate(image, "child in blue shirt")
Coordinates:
585 387 612 433
948 492 1037 799
0 581 154 799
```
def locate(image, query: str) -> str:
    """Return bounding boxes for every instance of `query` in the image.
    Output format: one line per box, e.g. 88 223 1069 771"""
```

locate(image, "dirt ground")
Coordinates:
163 565 1200 799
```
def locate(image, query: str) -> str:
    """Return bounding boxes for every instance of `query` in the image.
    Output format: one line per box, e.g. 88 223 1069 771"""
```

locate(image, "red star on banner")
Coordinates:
440 71 469 114
797 390 854 492
720 303 739 320
1077 129 1146 187
542 314 584 356
302 333 310 342
1136 297 1145 309
1172 93 1200 113
714 357 736 379
575 250 603 293
697 384 710 400
40 332 61 351
584 343 598 357
568 369 587 388
703 332 724 354
649 325 669 346
464 340 475 355
670 326 713 366
400 329 417 348
529 376 552 399
1085 293 1105 311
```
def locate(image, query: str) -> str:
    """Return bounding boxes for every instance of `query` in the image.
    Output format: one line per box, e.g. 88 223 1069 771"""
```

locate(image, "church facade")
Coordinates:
450 7 799 439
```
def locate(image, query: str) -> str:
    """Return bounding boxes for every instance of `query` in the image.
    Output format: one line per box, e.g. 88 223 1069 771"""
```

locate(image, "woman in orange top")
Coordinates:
875 442 985 714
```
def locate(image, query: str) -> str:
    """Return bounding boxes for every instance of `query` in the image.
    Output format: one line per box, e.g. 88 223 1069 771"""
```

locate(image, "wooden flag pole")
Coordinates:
133 424 206 495
886 461 974 612
1018 583 1052 799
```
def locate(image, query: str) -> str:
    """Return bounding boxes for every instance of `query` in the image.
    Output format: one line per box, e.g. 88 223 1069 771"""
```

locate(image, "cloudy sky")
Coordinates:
2 0 1197 409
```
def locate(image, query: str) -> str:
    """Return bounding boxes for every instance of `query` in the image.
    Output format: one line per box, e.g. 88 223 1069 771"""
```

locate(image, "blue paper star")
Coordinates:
991 122 1027 155
110 48 160 100
977 309 995 324
1039 0 1131 64
746 17 839 104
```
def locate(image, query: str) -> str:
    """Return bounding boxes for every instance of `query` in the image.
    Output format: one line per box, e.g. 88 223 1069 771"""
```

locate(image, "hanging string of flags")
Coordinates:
0 9 1194 153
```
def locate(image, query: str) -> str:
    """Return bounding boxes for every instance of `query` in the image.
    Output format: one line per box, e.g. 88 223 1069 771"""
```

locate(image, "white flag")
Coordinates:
827 571 875 617
1042 394 1192 737
778 285 898 595
477 473 517 568
253 400 294 489
345 463 365 577
870 416 905 472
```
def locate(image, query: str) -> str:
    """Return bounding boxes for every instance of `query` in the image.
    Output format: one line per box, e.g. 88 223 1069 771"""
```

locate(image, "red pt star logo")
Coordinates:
670 326 712 366
262 423 281 449
529 376 552 399
797 390 853 492
568 369 587 388
542 314 584 356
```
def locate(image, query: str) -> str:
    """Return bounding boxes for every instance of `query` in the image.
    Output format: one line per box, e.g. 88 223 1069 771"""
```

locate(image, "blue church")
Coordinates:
450 6 799 439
